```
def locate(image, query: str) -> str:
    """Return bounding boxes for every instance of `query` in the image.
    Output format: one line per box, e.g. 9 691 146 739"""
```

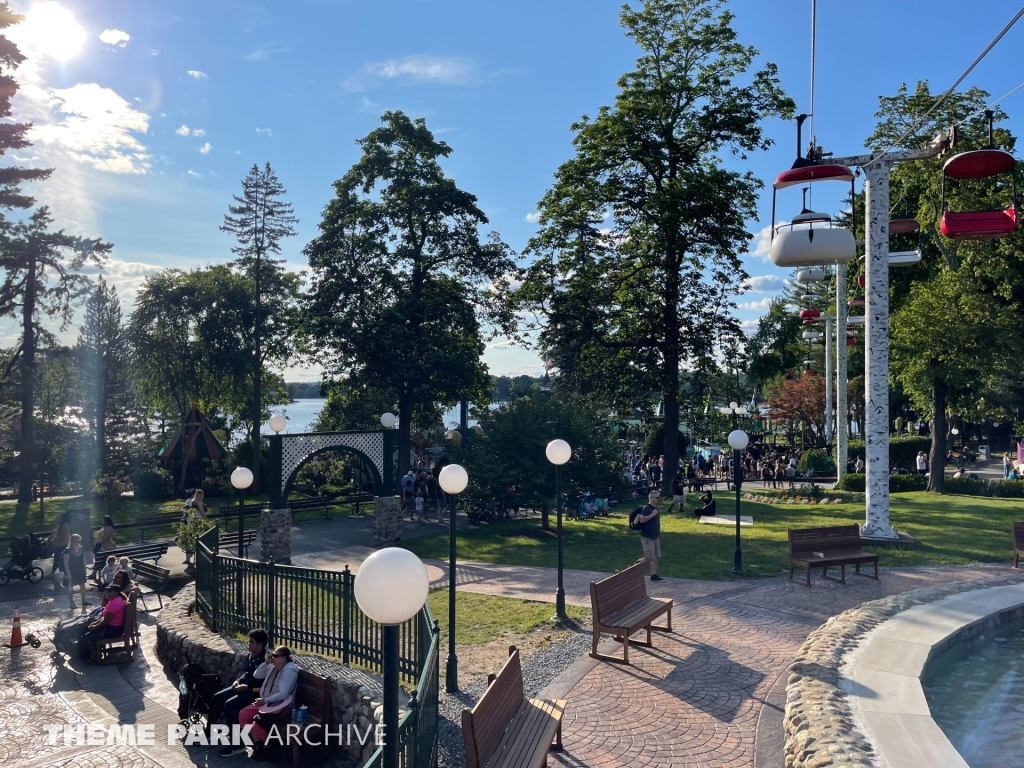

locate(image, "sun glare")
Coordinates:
22 2 85 61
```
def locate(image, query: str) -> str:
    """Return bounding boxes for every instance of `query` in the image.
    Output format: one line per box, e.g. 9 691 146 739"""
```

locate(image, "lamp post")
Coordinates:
229 466 254 616
268 414 287 436
727 429 749 574
951 426 960 468
438 463 468 693
353 548 430 768
545 439 571 622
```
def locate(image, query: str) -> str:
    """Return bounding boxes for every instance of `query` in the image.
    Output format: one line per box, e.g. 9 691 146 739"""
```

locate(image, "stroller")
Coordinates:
0 533 46 586
177 662 223 726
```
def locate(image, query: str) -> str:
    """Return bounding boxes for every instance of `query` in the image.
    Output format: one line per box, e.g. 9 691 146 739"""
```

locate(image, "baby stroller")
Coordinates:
0 533 45 585
177 662 223 726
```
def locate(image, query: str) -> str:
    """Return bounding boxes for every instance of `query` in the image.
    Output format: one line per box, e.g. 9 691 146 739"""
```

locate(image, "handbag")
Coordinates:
253 695 292 730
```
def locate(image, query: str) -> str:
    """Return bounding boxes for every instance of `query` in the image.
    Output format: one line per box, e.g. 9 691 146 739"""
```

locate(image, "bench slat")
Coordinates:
487 698 565 768
602 597 673 630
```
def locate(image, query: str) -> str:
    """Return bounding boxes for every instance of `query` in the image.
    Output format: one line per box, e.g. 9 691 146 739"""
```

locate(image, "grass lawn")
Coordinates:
426 590 588 649
0 493 366 544
404 492 1024 581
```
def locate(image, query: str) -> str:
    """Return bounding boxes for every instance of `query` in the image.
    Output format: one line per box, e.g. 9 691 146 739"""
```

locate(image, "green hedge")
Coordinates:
798 449 835 474
643 424 688 460
944 477 1024 498
835 473 927 493
848 436 931 470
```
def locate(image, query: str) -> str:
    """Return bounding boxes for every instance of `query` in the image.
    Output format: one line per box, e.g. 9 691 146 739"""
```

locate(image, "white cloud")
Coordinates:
245 44 291 62
747 222 782 262
742 275 783 292
187 169 200 177
149 49 160 56
525 211 541 223
199 142 211 154
79 257 163 307
345 55 475 91
186 70 208 79
28 82 150 173
192 128 206 137
739 319 760 331
255 127 273 136
99 29 130 48
176 125 191 136
737 297 773 311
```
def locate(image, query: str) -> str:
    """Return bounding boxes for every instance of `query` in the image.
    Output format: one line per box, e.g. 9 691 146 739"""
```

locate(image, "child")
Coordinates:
100 555 118 586
414 493 425 522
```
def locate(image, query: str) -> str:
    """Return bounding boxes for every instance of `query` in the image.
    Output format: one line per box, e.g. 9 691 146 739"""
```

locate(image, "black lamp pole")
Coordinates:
237 487 245 614
555 464 566 621
733 446 743 573
383 624 399 768
446 490 458 692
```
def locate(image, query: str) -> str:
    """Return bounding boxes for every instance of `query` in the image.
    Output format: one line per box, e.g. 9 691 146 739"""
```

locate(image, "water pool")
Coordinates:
922 618 1024 768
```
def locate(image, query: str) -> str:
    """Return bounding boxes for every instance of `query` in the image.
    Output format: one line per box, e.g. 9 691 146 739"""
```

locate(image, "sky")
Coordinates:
6 0 1024 382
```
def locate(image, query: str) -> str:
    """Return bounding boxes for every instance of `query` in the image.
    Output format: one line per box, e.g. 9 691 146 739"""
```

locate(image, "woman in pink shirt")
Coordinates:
81 584 127 662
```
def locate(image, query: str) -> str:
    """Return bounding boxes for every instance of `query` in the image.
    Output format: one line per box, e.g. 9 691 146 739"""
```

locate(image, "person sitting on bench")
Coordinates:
208 628 267 737
222 645 299 758
81 584 127 661
694 491 716 518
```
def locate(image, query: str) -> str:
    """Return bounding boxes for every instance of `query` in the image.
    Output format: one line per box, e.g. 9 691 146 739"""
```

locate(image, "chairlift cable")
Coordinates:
951 79 1024 130
880 5 1024 155
808 0 817 208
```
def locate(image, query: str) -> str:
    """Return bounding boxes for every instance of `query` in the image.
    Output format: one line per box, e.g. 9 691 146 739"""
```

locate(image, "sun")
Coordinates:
20 2 86 61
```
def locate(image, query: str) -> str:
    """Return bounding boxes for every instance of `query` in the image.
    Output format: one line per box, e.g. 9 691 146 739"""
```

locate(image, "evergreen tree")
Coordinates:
221 162 299 491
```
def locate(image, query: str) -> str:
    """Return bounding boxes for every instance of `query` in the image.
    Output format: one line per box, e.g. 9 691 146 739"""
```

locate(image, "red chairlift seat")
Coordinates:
939 116 1018 242
889 217 920 234
848 299 865 307
802 369 818 377
799 309 821 319
774 164 856 189
846 337 857 346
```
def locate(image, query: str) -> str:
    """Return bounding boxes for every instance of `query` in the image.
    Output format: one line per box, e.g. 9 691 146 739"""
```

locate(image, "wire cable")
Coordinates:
951 79 1024 129
881 5 1024 154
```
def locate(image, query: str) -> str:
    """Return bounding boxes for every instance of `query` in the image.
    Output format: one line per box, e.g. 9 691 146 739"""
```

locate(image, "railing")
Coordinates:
194 525 439 766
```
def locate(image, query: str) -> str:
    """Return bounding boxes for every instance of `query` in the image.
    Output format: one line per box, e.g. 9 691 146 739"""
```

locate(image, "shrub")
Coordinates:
836 473 865 492
642 424 688 460
798 449 835 474
945 477 1024 498
890 474 927 492
174 513 214 553
133 465 174 500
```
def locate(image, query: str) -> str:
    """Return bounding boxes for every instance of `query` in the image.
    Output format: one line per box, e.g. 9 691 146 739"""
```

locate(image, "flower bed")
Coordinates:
742 488 864 506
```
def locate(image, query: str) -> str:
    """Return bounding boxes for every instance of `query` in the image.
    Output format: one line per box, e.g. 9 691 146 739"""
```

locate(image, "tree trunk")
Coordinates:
252 251 262 492
661 260 681 498
927 370 947 493
96 357 106 476
397 393 412 481
18 256 36 504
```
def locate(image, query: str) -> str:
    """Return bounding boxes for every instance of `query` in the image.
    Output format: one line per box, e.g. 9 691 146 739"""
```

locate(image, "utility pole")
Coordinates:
823 316 834 449
835 264 849 484
825 135 949 538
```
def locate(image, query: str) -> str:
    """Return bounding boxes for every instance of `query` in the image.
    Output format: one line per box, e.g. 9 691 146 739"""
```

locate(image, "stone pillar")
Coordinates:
373 496 401 547
260 508 291 563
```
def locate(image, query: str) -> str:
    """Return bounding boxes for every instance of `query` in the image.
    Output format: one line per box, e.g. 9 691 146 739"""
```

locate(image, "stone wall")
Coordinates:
156 586 393 767
373 496 401 547
260 508 291 563
783 575 1024 768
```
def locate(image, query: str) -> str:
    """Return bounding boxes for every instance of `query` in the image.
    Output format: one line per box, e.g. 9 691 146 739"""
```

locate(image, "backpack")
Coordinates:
628 506 644 529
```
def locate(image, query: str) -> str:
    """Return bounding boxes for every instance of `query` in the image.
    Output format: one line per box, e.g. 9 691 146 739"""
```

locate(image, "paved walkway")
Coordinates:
2 521 1019 767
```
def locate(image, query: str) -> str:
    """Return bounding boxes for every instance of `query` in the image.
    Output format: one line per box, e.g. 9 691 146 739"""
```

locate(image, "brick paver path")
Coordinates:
1 561 1017 768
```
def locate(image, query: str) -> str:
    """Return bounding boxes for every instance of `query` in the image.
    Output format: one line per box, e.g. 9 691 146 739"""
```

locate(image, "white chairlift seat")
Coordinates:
887 249 922 267
771 222 856 267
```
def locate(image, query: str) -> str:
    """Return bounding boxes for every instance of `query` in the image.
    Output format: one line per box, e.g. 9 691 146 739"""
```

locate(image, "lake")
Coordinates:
262 398 326 435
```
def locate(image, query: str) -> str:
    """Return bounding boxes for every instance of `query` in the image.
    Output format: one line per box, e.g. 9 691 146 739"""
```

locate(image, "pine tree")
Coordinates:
220 162 298 491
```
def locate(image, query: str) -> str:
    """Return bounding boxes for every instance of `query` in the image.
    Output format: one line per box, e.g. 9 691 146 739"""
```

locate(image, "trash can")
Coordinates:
978 445 991 461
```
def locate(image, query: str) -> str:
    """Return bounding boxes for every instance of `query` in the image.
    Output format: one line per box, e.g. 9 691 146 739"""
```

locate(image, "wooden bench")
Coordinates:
218 529 258 558
589 561 673 665
256 668 332 768
1013 522 1024 569
128 514 182 541
289 497 331 522
90 542 169 584
129 561 170 612
93 592 140 665
788 525 880 587
462 646 565 768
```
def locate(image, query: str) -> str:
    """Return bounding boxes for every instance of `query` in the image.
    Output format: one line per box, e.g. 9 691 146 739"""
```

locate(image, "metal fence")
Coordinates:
195 525 439 767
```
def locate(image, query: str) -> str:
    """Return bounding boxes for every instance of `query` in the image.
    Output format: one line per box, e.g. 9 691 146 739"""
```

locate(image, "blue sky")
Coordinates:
8 0 1024 381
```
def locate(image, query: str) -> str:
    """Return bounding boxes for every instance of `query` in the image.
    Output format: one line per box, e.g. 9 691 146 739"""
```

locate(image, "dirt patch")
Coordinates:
448 612 591 685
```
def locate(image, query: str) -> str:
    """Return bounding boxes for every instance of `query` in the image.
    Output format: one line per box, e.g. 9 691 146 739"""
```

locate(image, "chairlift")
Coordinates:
802 369 819 377
803 293 821 301
940 110 1018 241
769 117 857 267
886 213 923 267
797 268 825 283
846 337 857 346
847 298 864 307
802 331 823 340
799 309 821 319
847 315 865 324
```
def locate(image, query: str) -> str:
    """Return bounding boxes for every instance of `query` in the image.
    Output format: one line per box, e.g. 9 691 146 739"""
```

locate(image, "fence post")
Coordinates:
407 688 419 767
343 565 351 666
267 558 276 647
210 550 219 633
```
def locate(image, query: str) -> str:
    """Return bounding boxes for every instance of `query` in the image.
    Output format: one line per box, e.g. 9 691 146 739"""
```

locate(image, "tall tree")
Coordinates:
891 272 1022 492
0 208 109 501
221 162 298 491
513 0 793 496
303 111 515 479
0 3 50 214
77 278 133 480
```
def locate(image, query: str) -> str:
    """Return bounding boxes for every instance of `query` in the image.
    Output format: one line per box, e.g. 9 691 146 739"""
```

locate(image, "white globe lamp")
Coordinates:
380 412 397 429
545 439 571 466
230 466 254 490
729 401 739 411
268 414 287 434
354 547 430 626
438 464 469 495
728 430 749 451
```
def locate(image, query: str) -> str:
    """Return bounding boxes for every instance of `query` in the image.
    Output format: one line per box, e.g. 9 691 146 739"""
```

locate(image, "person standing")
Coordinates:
636 490 663 582
62 534 89 610
1004 452 1013 479
668 471 686 514
208 628 268 737
49 513 71 577
95 516 117 552
916 451 929 476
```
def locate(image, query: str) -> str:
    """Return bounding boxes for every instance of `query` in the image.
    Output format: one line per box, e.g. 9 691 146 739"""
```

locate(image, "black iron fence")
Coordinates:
195 526 439 767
